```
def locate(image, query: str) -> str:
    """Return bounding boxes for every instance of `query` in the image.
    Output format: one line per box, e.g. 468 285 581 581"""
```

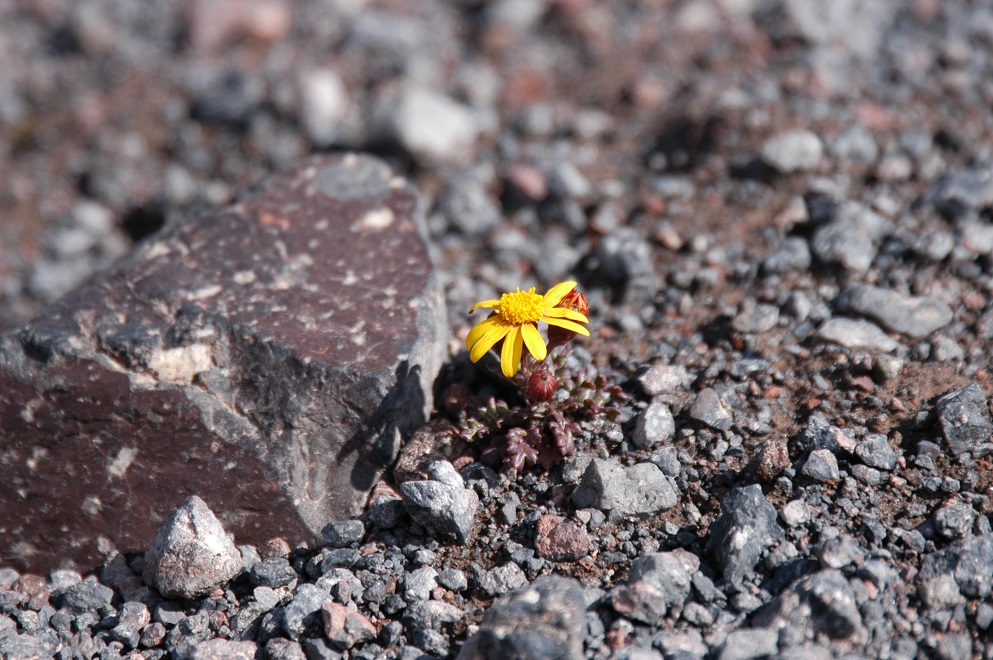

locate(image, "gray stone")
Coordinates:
250 557 297 588
297 69 351 145
761 130 823 173
109 601 150 649
816 535 863 569
143 496 242 600
753 569 863 642
0 633 57 660
187 639 257 660
387 85 480 164
932 336 965 362
689 388 733 431
61 580 114 611
436 568 467 592
403 600 465 631
925 167 993 220
810 201 891 273
732 301 780 334
610 580 667 625
802 449 840 482
707 485 784 586
935 384 993 457
402 567 438 602
0 154 446 572
920 534 993 598
571 459 678 517
933 502 976 540
321 520 365 548
830 124 879 164
283 583 333 640
264 638 307 660
458 576 587 660
475 563 528 599
718 628 779 660
844 285 952 338
919 574 964 610
781 500 811 527
438 168 501 236
632 401 675 449
655 630 707 660
854 435 898 470
792 413 857 454
320 548 360 570
400 480 479 544
637 364 690 396
817 318 899 352
626 550 699 611
548 162 593 202
425 460 465 489
763 237 811 274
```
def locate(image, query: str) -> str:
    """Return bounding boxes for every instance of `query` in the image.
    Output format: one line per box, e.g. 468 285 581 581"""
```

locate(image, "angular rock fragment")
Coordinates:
632 400 675 449
187 639 258 660
400 480 479 544
458 576 588 660
626 550 699 612
761 129 823 173
817 318 899 352
0 153 446 571
707 485 784 586
809 201 891 273
534 515 591 562
571 459 678 518
689 388 734 431
935 384 993 457
919 533 993 598
753 570 865 643
322 602 376 650
143 496 242 600
843 285 952 338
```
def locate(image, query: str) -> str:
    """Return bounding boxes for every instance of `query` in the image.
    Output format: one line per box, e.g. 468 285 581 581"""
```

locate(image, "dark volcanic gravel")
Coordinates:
3 0 993 659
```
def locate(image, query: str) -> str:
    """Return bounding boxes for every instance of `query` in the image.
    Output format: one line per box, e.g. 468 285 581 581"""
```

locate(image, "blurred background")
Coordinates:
0 0 986 334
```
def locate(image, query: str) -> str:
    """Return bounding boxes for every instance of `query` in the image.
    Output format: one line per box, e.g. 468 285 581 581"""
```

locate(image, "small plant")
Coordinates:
457 282 626 474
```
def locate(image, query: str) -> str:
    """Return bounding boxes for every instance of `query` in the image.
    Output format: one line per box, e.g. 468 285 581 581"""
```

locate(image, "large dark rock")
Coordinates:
0 153 447 571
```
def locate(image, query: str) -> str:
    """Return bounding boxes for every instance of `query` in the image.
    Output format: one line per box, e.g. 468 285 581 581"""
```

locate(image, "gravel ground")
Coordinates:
3 0 993 658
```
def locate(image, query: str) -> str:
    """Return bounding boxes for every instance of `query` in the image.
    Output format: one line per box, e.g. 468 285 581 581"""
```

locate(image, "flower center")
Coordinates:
499 288 544 325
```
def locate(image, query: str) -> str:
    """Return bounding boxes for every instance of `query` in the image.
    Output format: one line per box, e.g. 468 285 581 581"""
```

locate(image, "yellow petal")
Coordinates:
469 299 500 313
465 316 502 351
469 322 512 362
521 323 547 361
501 327 522 377
545 316 590 336
541 281 577 308
542 307 589 323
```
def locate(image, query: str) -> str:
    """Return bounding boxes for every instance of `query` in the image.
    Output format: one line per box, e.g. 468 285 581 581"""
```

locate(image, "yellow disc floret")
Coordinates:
466 281 592 378
498 288 545 325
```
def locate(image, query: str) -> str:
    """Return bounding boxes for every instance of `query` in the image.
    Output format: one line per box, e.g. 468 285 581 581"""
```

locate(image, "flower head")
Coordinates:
466 281 590 377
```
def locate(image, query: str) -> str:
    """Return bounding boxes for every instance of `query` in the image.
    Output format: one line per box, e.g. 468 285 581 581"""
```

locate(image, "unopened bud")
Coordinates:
527 370 558 403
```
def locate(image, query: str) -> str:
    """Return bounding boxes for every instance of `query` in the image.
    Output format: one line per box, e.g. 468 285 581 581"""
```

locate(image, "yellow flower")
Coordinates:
466 281 590 378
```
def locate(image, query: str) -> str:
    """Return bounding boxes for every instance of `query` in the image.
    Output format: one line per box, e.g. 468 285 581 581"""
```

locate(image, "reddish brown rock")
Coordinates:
534 514 591 562
0 153 446 571
322 602 376 650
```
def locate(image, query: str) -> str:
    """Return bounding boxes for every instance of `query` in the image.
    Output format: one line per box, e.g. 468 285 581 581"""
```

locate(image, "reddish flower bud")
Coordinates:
547 288 589 347
527 370 558 403
558 289 589 317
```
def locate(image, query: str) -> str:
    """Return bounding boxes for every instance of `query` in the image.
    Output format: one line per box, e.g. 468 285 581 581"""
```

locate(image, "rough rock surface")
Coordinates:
142 496 242 599
0 153 446 571
458 576 590 660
